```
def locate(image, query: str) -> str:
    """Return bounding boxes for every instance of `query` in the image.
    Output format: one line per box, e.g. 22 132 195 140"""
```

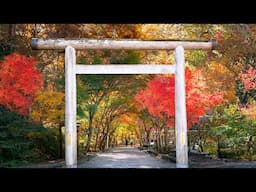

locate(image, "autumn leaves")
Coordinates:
0 53 42 116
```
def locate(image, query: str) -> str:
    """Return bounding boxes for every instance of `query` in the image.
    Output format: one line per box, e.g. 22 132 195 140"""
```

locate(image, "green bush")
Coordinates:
196 104 256 160
0 106 60 167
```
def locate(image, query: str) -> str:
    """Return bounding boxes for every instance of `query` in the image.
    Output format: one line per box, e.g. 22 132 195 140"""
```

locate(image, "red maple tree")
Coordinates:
0 53 42 116
135 69 224 128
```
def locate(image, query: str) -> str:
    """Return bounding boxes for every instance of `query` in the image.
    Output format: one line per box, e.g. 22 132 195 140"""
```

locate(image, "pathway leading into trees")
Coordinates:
78 147 176 168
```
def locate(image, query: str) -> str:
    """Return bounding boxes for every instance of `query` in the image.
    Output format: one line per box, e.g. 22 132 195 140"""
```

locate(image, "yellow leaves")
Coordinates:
203 61 236 101
21 24 34 39
30 90 64 127
92 24 143 39
140 25 160 39
141 50 174 65
30 110 41 122
118 113 138 126
140 24 180 40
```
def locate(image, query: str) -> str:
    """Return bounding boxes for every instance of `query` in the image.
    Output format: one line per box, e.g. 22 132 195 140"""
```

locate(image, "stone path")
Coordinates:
78 147 176 168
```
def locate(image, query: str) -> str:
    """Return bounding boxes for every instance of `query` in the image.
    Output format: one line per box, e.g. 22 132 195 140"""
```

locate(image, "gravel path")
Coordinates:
78 147 176 168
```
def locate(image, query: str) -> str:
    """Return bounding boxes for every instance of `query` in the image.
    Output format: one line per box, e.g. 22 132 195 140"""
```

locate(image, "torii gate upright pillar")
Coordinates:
175 46 188 168
65 46 77 168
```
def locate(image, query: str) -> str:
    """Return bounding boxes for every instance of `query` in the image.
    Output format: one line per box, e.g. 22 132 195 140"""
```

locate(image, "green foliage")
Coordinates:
86 104 98 114
0 160 31 168
0 40 15 60
186 50 208 67
92 55 102 64
0 106 60 167
77 57 87 64
0 106 33 165
28 127 60 159
54 75 65 91
197 104 256 159
0 106 26 127
77 105 87 119
110 51 140 64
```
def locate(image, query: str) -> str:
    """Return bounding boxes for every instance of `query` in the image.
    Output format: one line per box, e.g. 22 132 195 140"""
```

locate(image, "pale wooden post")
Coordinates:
175 45 188 168
32 38 216 50
65 46 77 168
106 134 109 149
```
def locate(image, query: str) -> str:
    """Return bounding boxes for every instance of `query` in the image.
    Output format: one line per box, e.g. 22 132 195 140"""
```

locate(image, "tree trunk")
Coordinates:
199 143 204 152
59 125 63 158
77 127 80 157
247 135 253 160
85 112 94 154
199 136 204 152
146 130 151 146
159 133 163 149
156 133 161 151
85 125 93 154
98 129 106 150
164 128 168 147
217 136 221 158
8 24 16 39
101 122 111 151
94 130 99 152
101 133 108 151
108 136 112 148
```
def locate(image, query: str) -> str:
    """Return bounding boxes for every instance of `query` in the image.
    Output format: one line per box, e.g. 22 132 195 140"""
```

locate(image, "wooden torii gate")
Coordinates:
32 38 216 168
